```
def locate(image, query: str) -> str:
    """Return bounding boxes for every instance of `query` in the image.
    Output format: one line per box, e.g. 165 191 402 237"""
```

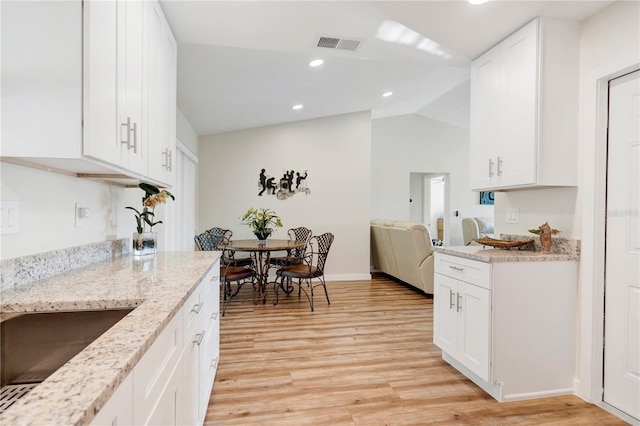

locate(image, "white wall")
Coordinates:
198 111 371 280
574 0 640 402
0 161 140 260
372 114 492 246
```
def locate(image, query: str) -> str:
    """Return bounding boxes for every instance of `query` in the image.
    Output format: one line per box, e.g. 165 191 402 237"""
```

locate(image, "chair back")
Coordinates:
194 232 225 251
308 232 334 273
207 227 232 240
288 226 312 257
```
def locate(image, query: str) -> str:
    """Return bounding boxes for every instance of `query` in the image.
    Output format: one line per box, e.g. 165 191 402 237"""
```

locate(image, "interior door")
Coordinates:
603 69 640 420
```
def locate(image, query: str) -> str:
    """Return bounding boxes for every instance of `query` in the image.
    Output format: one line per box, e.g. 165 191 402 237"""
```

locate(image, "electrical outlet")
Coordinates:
506 208 520 224
75 203 90 228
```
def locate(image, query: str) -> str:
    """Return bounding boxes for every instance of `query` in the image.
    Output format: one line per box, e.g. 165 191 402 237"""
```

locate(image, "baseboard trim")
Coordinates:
325 273 371 281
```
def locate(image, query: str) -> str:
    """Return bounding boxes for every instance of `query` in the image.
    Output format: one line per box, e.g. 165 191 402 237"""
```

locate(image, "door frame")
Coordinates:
580 59 639 423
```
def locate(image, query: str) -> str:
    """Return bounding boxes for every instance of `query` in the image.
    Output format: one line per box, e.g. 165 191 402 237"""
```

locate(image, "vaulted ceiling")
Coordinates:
159 1 612 136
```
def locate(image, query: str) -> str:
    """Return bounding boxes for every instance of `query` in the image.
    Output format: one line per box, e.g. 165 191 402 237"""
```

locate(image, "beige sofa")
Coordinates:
461 217 495 245
370 219 434 294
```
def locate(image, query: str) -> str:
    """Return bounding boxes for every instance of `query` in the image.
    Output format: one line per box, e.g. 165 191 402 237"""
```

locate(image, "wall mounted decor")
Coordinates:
479 191 494 205
258 168 310 200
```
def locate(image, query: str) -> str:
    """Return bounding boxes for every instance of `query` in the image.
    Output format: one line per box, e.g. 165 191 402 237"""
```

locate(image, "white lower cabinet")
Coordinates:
434 252 578 402
92 259 220 425
434 274 490 381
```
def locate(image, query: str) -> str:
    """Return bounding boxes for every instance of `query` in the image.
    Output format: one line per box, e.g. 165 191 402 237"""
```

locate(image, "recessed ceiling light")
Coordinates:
468 0 489 4
382 92 393 97
292 104 303 110
309 59 324 67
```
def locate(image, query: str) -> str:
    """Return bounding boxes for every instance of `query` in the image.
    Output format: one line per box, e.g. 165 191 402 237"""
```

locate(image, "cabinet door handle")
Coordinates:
211 311 219 320
191 303 202 314
456 293 462 312
120 117 131 148
130 121 138 153
193 330 205 345
497 156 503 176
167 149 172 172
449 265 464 272
449 289 455 309
211 357 219 368
488 158 495 177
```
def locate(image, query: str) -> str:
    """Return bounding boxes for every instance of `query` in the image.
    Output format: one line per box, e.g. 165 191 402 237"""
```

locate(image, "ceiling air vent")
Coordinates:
315 35 362 52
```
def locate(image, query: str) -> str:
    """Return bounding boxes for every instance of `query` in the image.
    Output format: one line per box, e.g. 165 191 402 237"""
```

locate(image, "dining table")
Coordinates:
225 239 306 304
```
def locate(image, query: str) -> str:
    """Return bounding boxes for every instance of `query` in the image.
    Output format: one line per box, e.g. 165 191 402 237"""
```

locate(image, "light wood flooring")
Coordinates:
205 274 625 425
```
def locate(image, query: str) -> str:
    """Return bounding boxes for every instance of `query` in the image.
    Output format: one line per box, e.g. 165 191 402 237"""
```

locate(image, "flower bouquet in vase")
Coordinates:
241 207 282 244
126 183 175 256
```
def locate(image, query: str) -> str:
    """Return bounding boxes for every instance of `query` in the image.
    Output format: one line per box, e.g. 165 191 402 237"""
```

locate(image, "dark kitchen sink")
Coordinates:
0 308 134 414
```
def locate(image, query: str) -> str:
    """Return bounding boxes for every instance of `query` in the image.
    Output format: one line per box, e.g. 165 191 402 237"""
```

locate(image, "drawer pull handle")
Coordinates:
193 331 205 345
211 357 219 368
191 303 202 314
449 265 464 272
456 293 462 312
211 311 219 320
449 289 455 309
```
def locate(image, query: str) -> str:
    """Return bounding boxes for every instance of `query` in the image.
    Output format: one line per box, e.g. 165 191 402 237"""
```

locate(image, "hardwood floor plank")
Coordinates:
206 277 626 425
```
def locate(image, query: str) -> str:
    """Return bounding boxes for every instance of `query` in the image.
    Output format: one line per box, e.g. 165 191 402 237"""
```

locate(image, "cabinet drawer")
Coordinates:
435 253 491 289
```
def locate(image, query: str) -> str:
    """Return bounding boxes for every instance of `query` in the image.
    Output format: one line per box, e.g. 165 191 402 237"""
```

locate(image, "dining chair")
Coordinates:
221 248 257 316
197 228 252 267
269 226 312 267
194 231 224 251
275 232 334 312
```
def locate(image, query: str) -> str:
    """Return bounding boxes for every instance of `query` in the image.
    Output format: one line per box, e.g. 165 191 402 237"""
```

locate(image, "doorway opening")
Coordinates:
409 172 449 245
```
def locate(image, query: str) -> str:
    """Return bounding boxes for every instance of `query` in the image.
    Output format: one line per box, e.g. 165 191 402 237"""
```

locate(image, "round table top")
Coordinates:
226 239 305 252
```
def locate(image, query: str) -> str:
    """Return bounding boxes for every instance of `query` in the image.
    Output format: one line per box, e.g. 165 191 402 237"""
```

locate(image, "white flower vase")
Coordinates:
133 232 157 256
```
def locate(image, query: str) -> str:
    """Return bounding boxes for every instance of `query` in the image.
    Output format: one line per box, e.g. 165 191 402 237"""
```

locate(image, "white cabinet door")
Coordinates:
146 1 177 186
470 46 501 189
434 273 491 381
83 0 121 166
457 281 491 381
118 0 146 172
498 20 537 187
434 273 458 355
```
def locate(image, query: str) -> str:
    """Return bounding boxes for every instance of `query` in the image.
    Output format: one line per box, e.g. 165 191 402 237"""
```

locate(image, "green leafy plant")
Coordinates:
241 207 282 239
126 183 175 234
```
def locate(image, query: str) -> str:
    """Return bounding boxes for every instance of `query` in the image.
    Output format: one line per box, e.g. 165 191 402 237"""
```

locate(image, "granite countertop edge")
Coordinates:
0 251 222 426
435 246 580 262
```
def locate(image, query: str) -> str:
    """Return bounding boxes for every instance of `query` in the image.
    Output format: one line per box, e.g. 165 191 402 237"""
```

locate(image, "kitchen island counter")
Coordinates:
0 251 221 425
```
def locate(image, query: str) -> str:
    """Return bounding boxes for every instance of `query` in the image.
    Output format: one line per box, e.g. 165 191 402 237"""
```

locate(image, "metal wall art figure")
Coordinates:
258 168 310 199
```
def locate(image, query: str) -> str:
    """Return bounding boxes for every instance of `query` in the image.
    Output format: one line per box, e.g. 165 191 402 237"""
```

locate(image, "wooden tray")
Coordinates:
473 237 534 249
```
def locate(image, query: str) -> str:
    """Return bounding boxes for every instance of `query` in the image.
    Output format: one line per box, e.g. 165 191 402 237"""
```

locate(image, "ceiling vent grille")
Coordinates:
315 36 362 52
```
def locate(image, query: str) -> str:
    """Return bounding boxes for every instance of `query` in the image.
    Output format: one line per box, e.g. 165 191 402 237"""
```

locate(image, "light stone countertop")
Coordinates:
435 245 579 262
0 251 222 426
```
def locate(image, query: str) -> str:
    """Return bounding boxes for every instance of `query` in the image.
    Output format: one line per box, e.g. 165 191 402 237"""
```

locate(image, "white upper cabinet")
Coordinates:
469 18 580 191
1 0 177 187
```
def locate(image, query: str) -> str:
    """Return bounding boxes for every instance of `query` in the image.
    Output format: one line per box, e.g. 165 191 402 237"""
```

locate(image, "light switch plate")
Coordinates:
1 201 20 235
506 207 520 224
